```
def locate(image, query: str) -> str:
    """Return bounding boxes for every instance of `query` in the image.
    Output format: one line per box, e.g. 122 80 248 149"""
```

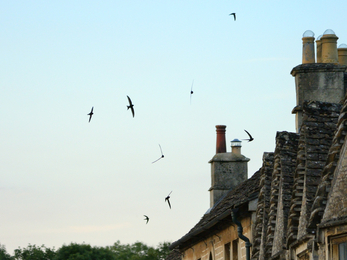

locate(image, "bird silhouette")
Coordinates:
243 129 254 142
165 191 172 209
152 144 164 163
190 80 194 104
127 96 135 117
87 107 94 123
229 13 236 21
144 215 149 224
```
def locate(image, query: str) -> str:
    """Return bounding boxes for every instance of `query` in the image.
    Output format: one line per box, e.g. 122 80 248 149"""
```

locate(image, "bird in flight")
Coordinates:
243 129 254 142
87 107 94 123
152 144 164 163
165 191 172 209
144 215 149 224
229 13 236 21
127 96 135 118
190 80 194 104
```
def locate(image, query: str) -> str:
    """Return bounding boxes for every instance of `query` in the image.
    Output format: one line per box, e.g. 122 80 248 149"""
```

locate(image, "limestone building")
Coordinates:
166 29 347 260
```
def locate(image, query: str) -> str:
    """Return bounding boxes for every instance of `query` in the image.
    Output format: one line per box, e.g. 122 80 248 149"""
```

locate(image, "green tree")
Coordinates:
54 243 116 260
13 244 55 260
155 242 171 260
1 241 170 260
109 241 170 260
0 244 13 260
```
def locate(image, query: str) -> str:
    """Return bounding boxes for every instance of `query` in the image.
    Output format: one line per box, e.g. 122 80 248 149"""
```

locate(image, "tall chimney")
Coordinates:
215 125 226 153
302 30 315 64
209 127 249 208
291 29 346 133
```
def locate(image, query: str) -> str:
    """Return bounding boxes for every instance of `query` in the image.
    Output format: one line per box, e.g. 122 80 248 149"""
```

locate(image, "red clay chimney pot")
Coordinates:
215 125 227 153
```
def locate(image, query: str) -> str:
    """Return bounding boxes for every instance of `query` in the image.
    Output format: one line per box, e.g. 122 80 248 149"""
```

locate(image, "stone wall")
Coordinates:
181 217 252 260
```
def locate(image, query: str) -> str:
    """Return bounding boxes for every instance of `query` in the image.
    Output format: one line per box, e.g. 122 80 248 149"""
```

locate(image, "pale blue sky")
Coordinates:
1 0 346 254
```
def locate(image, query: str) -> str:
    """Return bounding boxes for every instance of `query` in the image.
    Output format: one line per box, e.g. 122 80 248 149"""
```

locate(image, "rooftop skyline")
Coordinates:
1 0 346 254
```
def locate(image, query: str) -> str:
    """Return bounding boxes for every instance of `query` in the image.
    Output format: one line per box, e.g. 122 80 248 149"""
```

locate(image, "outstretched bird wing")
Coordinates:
130 107 135 117
159 144 163 156
127 95 132 106
229 13 236 20
165 197 171 209
152 157 162 164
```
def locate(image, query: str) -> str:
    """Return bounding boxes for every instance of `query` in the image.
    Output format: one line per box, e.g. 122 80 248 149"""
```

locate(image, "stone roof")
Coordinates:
165 249 182 260
251 152 274 260
286 101 341 248
265 131 299 259
169 169 261 250
309 95 347 228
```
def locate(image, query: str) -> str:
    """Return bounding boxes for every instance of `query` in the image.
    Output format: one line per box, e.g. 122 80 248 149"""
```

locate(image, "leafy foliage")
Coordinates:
110 241 171 260
13 244 55 260
0 244 13 260
0 241 171 260
54 243 116 260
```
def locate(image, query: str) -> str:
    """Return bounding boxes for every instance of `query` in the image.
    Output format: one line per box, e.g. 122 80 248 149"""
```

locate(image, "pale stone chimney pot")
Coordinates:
321 29 339 64
302 30 315 64
338 44 347 66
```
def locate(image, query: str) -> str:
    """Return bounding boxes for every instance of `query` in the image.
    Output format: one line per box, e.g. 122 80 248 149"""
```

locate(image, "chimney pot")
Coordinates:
215 125 226 154
231 139 242 155
316 35 323 63
302 30 315 64
321 29 339 64
338 44 347 66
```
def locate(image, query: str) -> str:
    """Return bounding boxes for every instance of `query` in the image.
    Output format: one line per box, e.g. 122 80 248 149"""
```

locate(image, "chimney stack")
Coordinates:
209 126 249 208
215 125 226 154
291 29 347 133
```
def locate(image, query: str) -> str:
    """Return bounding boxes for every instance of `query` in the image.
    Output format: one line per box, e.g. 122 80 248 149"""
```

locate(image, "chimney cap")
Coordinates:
323 29 336 35
303 30 314 37
317 35 323 41
231 139 242 147
338 43 347 49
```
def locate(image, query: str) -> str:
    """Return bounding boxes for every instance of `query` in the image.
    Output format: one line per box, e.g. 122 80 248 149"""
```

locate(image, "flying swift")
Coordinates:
144 215 149 224
127 96 135 117
243 129 254 142
152 144 164 163
190 80 194 104
87 107 94 123
165 191 172 209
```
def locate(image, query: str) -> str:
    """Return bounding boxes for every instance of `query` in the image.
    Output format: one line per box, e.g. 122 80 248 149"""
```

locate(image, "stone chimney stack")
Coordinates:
208 126 250 208
291 29 347 133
